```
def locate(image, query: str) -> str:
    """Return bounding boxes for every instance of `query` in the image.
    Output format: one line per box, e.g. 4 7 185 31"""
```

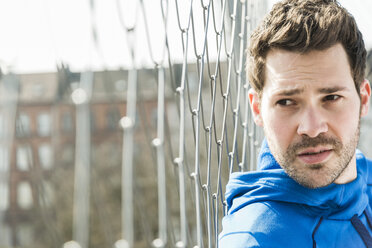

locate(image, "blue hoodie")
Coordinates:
219 140 372 248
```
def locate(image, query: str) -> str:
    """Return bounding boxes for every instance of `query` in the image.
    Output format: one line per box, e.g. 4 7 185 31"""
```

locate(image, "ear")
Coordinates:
248 88 263 126
360 79 371 117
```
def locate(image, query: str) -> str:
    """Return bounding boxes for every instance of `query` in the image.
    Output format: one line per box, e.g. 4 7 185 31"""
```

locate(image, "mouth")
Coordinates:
297 148 333 165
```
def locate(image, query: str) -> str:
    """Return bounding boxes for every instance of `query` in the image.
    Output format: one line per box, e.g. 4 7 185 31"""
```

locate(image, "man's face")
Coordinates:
249 44 371 188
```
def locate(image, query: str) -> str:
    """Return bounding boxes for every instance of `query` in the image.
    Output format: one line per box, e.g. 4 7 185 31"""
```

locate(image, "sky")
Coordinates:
0 0 370 74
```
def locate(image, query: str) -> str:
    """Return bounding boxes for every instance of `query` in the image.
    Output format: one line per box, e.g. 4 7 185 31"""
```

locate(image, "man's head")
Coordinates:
247 0 371 188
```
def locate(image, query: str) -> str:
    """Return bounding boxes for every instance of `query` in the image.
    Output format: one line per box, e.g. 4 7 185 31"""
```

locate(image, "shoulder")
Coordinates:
219 231 260 248
219 201 314 247
363 155 372 201
360 153 372 186
356 150 372 185
367 157 372 185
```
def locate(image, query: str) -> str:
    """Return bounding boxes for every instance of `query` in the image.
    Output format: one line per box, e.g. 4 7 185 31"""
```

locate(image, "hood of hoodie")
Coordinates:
226 139 370 220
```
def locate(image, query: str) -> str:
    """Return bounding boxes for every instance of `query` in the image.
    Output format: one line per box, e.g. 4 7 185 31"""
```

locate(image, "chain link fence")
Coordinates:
114 1 267 247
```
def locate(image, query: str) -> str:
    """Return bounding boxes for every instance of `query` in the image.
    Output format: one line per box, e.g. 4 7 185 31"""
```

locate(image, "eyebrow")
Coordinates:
276 88 304 96
275 86 347 96
317 86 347 94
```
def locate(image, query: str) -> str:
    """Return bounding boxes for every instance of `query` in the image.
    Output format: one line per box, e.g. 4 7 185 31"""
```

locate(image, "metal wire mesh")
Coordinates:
114 0 267 247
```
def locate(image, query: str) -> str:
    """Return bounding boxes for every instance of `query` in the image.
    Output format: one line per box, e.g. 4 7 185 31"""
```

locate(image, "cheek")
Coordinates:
328 105 360 140
263 110 296 149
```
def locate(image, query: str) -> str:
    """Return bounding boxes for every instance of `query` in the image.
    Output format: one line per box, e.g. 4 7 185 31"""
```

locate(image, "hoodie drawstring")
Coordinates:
312 217 323 248
365 209 372 230
350 210 372 248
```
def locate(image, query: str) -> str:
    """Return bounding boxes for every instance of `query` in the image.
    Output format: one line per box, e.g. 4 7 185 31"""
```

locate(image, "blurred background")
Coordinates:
0 0 371 247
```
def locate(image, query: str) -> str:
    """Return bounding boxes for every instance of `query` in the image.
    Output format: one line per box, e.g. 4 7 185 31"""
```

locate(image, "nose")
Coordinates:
297 107 328 138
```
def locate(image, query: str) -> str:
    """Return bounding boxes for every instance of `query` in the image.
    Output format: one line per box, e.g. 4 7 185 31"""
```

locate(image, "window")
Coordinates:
90 111 96 132
61 146 74 164
32 83 45 98
0 224 11 246
39 181 54 207
115 79 127 91
0 114 4 139
0 147 9 172
38 144 53 170
17 182 33 209
0 182 9 211
15 113 31 137
135 113 141 127
151 108 158 127
17 224 33 246
61 112 73 133
106 107 121 130
37 113 51 137
16 146 32 171
187 71 199 92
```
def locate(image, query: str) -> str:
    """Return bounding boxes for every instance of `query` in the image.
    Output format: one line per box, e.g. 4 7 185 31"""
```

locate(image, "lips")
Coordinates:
297 148 333 165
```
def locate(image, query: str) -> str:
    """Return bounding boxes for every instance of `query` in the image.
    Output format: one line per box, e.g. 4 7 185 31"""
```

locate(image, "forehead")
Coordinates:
263 44 354 96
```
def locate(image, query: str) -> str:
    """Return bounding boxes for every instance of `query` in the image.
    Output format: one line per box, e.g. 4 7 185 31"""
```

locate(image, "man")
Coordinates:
219 0 372 247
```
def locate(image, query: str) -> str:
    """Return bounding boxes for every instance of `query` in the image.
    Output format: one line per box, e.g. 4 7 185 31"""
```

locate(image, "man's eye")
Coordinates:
323 95 341 101
276 99 294 106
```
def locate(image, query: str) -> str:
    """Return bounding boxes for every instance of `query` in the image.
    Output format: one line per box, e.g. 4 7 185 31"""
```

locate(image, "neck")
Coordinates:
334 153 357 184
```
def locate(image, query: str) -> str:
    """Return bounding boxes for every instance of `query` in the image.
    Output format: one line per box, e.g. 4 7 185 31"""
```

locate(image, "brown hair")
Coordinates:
247 0 366 96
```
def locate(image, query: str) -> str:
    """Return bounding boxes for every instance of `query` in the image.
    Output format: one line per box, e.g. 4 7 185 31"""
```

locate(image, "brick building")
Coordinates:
0 65 162 247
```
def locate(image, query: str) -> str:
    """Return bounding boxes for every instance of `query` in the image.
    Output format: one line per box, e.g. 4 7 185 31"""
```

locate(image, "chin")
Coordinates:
297 179 334 189
286 166 339 189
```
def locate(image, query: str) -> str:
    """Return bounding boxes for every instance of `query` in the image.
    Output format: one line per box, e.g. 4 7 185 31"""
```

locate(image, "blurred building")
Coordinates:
0 65 162 247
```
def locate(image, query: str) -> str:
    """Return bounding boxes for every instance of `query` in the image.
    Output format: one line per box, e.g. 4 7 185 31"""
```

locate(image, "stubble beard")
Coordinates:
265 122 360 189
